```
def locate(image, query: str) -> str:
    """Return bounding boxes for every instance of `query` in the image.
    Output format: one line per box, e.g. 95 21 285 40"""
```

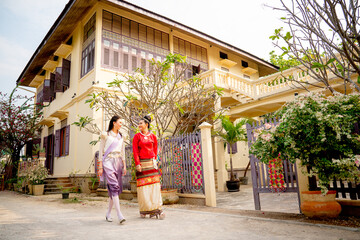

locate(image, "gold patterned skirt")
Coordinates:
136 158 163 215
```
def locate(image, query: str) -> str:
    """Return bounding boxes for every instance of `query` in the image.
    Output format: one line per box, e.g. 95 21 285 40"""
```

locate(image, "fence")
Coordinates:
309 176 360 200
123 131 205 194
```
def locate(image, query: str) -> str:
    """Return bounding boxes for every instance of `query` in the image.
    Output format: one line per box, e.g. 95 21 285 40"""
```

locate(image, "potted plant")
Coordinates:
58 185 75 199
88 177 99 193
214 116 249 192
250 92 360 218
32 144 40 160
28 164 49 196
39 148 46 158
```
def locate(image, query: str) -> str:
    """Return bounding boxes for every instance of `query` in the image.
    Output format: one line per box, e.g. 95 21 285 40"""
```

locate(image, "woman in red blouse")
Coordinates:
132 115 164 219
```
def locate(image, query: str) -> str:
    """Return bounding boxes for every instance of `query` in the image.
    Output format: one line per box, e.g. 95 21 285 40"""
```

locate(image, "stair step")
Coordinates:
45 183 73 188
44 180 72 183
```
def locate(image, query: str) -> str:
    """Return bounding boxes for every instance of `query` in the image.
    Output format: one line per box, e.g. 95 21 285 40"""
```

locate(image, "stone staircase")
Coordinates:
44 177 77 195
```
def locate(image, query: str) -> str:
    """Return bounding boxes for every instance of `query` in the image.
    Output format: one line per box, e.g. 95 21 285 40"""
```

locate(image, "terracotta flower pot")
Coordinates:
301 190 341 219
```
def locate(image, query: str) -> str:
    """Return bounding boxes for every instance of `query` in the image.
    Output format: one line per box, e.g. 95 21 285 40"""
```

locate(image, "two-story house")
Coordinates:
17 0 279 190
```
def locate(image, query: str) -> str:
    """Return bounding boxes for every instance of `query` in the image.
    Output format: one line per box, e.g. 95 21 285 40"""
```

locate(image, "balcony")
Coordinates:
199 67 343 102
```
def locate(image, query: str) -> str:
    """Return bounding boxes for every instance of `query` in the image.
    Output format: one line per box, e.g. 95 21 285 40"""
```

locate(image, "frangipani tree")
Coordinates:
75 53 225 143
269 0 360 94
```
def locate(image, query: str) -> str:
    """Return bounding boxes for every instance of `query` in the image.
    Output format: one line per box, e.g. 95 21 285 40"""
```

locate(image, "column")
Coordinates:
199 122 216 207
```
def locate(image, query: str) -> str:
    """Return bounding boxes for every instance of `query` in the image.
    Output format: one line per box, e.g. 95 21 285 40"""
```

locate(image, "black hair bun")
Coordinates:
143 115 151 123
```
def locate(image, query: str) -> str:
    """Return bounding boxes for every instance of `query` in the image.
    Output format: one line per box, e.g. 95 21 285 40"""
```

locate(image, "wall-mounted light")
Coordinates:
92 81 99 85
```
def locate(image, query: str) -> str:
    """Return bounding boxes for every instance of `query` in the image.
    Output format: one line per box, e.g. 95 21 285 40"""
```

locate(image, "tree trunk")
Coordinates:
229 144 235 181
243 161 250 177
11 149 20 179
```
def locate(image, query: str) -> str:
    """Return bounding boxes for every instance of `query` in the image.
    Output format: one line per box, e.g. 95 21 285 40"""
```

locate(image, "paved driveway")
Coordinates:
0 191 358 240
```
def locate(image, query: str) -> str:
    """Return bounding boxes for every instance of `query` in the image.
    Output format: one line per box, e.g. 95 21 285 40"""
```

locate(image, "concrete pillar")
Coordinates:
199 122 216 207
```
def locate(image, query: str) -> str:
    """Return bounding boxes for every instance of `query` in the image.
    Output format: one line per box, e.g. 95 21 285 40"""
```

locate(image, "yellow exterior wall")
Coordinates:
34 2 274 177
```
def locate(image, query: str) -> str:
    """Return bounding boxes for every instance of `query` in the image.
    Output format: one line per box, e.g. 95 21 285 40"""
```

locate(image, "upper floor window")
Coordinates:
81 40 95 77
84 13 96 42
102 10 169 50
55 119 70 157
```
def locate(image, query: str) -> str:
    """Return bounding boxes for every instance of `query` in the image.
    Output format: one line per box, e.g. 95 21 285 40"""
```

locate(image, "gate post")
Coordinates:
296 160 309 209
199 122 217 207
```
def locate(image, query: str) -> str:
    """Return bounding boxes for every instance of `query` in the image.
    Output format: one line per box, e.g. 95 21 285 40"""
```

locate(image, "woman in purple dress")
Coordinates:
98 116 127 224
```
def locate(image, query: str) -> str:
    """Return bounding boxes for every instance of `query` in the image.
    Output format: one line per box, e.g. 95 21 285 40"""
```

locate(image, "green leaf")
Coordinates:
325 58 335 66
357 75 360 84
311 62 324 69
175 102 184 115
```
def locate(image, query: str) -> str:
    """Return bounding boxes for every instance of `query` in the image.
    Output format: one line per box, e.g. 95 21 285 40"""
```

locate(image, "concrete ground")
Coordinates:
1 191 359 240
217 185 300 213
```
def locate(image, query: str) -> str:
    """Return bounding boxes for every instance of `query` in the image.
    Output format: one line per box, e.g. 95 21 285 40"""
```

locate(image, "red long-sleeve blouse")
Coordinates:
132 132 158 166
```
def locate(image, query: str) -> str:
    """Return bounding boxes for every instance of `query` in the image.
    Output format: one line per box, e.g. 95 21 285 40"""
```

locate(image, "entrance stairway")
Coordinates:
44 177 77 194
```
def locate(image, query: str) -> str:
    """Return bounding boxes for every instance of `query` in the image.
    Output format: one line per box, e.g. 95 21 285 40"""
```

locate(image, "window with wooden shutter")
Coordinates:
185 41 191 57
55 129 60 157
132 55 137 71
191 44 196 59
122 18 130 37
104 48 110 65
43 79 51 102
65 125 70 156
113 15 121 34
202 48 207 62
123 53 129 69
62 59 71 88
51 72 58 93
84 13 96 42
162 32 169 50
147 27 154 45
130 21 139 39
103 11 112 31
173 37 179 53
139 24 146 42
49 77 55 100
196 46 202 61
113 51 119 68
179 39 185 55
155 30 162 47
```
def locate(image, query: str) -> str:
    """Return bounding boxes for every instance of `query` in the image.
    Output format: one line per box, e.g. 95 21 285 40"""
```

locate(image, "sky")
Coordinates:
0 0 283 97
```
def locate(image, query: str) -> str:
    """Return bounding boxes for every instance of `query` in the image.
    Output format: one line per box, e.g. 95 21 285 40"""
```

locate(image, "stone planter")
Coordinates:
301 190 341 219
226 180 240 192
161 189 179 205
32 184 45 196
